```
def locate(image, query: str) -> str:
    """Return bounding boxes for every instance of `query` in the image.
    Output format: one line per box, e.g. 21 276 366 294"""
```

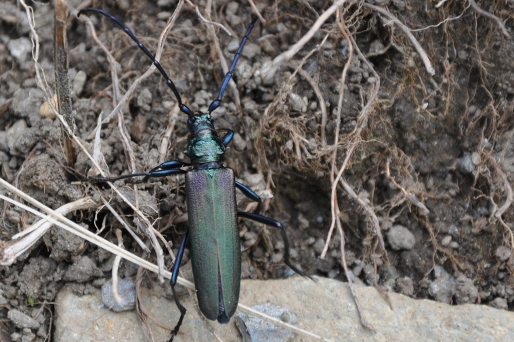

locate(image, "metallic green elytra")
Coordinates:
185 167 240 322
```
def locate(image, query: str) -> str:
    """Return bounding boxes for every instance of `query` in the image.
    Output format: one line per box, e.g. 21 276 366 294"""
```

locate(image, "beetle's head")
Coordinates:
187 112 215 133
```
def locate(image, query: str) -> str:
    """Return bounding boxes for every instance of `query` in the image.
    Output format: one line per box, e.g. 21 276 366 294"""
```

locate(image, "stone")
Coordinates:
236 303 297 342
456 154 475 174
495 246 512 261
54 278 514 342
387 225 415 250
428 266 455 303
101 278 136 312
7 310 39 329
63 256 103 283
7 37 32 63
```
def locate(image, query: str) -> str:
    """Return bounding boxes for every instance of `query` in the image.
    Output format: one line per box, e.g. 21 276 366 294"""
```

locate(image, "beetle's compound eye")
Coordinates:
188 117 198 127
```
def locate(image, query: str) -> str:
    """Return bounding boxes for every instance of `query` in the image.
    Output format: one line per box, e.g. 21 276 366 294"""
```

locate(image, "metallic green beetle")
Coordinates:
78 8 311 341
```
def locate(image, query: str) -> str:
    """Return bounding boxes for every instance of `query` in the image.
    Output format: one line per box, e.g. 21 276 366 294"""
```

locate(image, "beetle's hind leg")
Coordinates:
238 212 313 280
84 160 189 184
168 231 189 341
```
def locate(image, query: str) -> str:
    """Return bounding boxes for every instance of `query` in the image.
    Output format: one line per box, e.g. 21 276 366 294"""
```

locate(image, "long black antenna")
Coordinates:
207 16 258 114
78 8 195 116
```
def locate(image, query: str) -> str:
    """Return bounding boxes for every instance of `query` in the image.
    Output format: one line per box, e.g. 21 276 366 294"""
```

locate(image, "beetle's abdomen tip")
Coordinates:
217 314 230 324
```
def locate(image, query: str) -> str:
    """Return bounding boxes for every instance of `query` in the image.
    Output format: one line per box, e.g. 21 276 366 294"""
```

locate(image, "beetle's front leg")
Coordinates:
84 160 189 183
168 230 189 342
238 212 313 280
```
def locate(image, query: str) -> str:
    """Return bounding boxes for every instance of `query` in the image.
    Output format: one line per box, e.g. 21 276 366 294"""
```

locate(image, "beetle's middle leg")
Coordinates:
235 182 262 203
238 211 313 280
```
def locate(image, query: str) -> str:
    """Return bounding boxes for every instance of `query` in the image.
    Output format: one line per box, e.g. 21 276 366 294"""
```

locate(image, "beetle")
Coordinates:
78 8 312 341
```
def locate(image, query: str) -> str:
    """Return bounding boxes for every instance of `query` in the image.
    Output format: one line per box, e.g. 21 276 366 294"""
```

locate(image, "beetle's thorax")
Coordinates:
185 112 226 167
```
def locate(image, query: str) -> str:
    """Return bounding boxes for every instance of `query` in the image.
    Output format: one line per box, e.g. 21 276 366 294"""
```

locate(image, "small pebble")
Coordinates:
101 279 136 312
157 11 171 20
380 265 399 280
39 94 57 119
73 70 87 95
489 297 508 310
471 152 481 165
328 269 339 279
137 88 152 111
2 163 14 182
7 309 40 329
441 235 452 247
289 93 307 112
232 133 247 151
449 241 460 249
7 37 32 63
313 238 325 255
458 50 468 59
227 39 240 52
22 328 35 341
0 131 7 152
6 119 28 155
456 155 475 174
272 252 283 263
241 42 261 59
495 246 512 261
297 213 309 230
243 231 258 247
396 277 414 296
387 225 415 250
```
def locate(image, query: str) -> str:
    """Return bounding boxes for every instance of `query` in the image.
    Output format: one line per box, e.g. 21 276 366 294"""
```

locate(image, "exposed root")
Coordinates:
1 196 98 265
82 1 185 136
468 0 511 38
261 0 348 82
384 159 430 214
363 3 435 75
286 61 328 146
247 0 266 23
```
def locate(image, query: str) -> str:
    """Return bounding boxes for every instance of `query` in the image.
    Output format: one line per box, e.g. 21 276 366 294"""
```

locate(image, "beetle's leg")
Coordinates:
235 182 262 203
169 231 189 342
221 130 234 147
150 160 190 172
85 160 189 183
171 230 188 285
238 212 313 280
207 17 258 114
78 8 195 117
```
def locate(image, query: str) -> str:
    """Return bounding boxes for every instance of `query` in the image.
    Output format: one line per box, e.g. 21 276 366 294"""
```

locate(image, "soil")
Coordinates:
1 0 514 340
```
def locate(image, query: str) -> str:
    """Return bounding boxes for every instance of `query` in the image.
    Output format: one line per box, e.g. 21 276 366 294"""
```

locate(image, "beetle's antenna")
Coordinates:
78 8 195 117
207 16 258 114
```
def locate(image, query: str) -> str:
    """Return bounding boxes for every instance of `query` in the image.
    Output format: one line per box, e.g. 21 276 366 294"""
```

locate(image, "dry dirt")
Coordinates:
1 0 514 340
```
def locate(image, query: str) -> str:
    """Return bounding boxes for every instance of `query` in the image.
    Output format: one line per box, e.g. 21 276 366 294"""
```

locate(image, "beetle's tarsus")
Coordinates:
169 284 186 342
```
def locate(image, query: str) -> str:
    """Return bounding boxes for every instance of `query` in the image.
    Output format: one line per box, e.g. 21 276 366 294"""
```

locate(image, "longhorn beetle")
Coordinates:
78 8 312 341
